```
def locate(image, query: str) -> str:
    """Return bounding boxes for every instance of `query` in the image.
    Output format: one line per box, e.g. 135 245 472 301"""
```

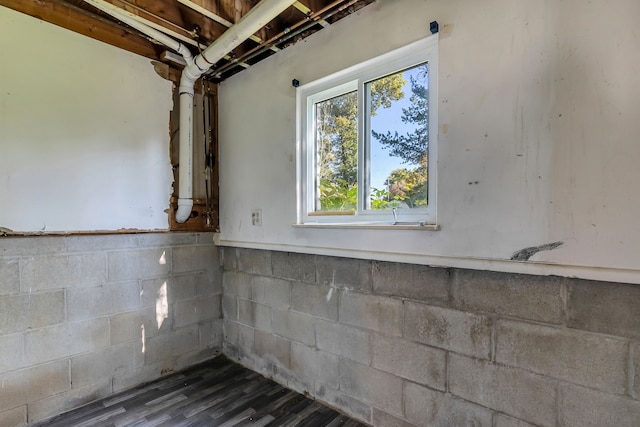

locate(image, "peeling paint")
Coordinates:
511 241 563 261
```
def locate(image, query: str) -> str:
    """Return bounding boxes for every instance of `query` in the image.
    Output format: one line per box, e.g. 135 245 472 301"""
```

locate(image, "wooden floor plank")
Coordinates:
33 356 367 427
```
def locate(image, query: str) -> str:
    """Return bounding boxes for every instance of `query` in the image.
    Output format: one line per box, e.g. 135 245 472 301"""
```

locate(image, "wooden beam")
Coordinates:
94 0 207 49
0 0 161 60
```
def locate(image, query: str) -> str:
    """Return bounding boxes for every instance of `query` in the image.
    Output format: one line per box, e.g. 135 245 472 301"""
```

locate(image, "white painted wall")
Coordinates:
218 0 640 283
0 6 174 232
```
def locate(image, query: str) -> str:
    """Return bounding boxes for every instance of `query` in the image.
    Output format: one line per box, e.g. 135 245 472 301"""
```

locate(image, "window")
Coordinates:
297 35 438 227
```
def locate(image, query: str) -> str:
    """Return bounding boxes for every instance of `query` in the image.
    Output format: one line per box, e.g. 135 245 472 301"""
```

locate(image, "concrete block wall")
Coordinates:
221 248 640 426
0 233 222 426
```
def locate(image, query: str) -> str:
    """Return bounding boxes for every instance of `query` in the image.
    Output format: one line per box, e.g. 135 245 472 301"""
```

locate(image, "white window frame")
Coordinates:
296 34 439 228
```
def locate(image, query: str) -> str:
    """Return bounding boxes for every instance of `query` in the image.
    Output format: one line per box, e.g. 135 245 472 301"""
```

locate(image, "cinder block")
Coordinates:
144 306 173 337
109 310 139 345
72 343 135 388
404 382 492 426
252 275 291 310
112 359 176 392
223 320 239 345
0 259 19 295
403 302 492 359
136 233 197 248
291 282 338 320
0 290 65 334
0 359 70 411
559 383 640 427
237 323 255 355
175 347 221 371
28 378 112 424
371 409 413 427
373 261 449 304
223 271 252 299
316 318 371 364
372 335 446 390
0 405 26 427
65 233 196 253
315 382 371 423
24 318 110 365
173 295 221 328
272 251 316 283
271 365 314 396
316 255 373 293
143 325 199 365
202 270 222 296
109 307 165 345
494 414 538 427
339 291 402 336
449 354 556 427
290 342 339 388
272 309 315 346
20 253 106 291
223 342 239 360
195 232 216 245
254 302 273 333
64 234 137 252
141 275 197 308
222 295 238 320
339 359 403 417
67 281 139 322
172 245 219 274
196 270 222 297
255 329 291 369
451 269 564 324
0 333 23 374
108 248 171 282
221 247 238 271
235 298 269 332
198 319 222 348
238 298 255 327
237 248 272 276
0 236 65 257
567 279 640 339
496 320 627 394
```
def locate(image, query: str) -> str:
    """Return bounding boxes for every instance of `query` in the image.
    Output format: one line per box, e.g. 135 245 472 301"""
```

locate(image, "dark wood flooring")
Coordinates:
35 356 367 427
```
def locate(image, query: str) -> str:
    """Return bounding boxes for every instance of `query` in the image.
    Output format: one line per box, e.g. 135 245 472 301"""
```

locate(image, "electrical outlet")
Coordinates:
251 209 262 226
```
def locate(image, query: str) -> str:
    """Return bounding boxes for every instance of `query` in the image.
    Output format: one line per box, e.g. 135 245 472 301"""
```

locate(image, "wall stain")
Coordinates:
510 241 563 261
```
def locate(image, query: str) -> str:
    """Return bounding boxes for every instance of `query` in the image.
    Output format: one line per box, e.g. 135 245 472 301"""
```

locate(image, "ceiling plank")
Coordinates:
177 0 233 28
94 0 206 48
0 0 161 60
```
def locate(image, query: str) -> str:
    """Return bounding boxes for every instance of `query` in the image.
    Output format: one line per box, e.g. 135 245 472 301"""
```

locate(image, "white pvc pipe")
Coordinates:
84 0 297 223
175 83 194 222
83 0 193 65
188 0 297 82
175 0 297 222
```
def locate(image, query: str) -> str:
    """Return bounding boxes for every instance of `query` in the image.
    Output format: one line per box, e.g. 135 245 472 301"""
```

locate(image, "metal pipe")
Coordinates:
209 0 360 79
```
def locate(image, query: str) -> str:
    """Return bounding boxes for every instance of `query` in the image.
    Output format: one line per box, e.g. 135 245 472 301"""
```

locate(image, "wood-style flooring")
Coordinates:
34 356 367 427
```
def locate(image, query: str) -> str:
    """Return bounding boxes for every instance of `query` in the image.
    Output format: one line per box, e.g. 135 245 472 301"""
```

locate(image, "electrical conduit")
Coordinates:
83 0 297 222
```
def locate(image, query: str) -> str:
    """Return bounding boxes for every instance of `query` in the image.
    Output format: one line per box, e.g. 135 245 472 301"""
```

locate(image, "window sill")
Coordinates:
293 222 440 231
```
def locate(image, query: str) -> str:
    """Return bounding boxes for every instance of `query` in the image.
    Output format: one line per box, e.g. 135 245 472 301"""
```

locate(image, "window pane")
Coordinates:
314 90 358 212
367 63 429 210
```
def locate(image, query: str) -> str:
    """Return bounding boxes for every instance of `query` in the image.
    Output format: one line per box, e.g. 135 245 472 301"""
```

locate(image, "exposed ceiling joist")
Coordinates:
1 0 375 81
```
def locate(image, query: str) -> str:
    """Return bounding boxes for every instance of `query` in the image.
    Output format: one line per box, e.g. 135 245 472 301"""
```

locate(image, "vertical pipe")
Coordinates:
176 87 194 221
83 0 298 223
176 0 298 223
